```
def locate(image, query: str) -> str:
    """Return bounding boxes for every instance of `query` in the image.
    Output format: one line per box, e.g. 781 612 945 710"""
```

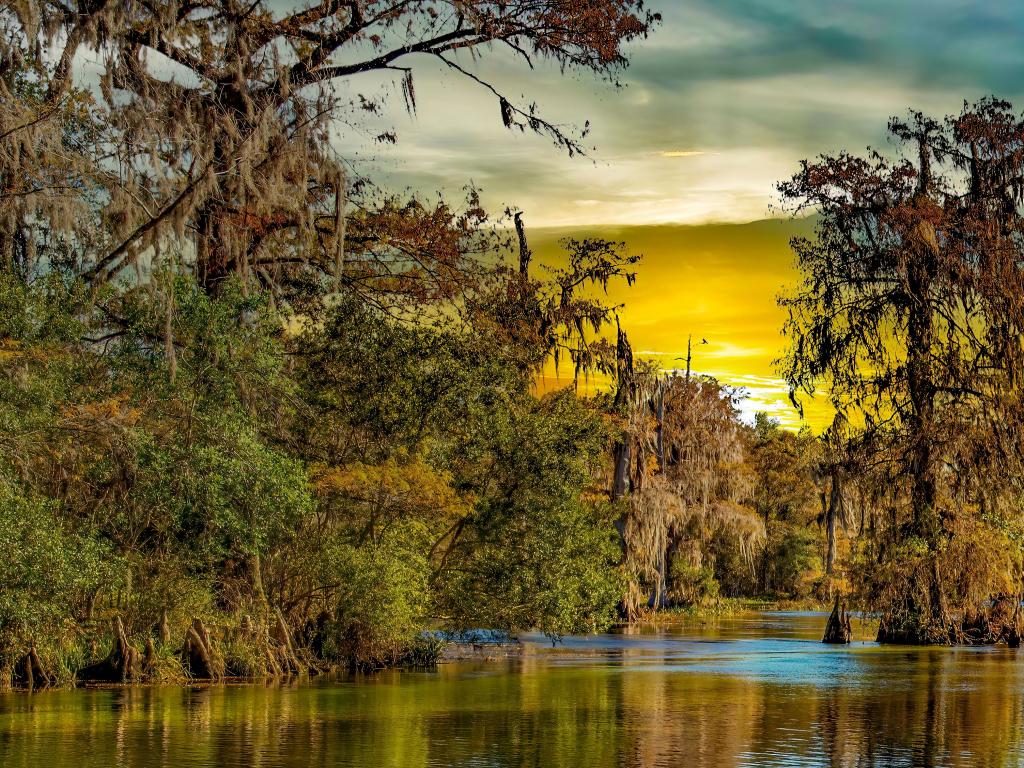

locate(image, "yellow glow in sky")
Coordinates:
530 218 834 431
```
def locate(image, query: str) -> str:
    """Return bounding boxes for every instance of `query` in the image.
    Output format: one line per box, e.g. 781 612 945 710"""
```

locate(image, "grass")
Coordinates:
624 596 830 625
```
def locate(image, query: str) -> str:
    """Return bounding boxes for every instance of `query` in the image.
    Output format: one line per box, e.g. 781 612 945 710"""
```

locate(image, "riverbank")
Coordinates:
623 597 829 624
7 612 1021 768
4 603 867 690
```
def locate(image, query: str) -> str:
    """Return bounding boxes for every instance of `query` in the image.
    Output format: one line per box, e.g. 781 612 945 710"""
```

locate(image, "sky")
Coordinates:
527 219 836 430
321 2 1024 427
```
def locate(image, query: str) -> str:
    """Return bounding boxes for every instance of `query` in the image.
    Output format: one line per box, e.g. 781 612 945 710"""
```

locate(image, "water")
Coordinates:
3 612 1023 767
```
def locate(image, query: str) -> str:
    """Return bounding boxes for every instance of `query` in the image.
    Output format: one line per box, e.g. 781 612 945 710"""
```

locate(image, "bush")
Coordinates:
323 535 432 668
759 523 821 598
400 634 447 667
669 556 720 606
0 479 108 685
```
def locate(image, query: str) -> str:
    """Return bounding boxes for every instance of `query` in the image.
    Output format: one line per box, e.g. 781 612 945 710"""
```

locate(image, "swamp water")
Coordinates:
2 612 1023 767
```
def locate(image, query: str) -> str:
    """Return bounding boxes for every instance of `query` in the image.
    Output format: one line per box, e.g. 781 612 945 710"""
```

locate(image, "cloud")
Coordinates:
329 0 1024 228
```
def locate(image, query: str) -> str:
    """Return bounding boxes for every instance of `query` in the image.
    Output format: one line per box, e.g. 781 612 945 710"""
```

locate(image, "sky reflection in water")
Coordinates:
2 612 1023 768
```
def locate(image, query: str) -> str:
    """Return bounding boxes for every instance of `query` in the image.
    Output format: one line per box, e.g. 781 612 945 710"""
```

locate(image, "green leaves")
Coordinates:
434 389 621 637
0 261 627 677
136 416 313 564
0 478 112 665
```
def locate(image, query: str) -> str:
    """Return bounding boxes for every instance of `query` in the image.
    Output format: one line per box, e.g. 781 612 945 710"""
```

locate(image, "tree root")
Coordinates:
227 609 306 677
271 607 303 675
822 595 852 644
78 617 142 683
182 618 225 680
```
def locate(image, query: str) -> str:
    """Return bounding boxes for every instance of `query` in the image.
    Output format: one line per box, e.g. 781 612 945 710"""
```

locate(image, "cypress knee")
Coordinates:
14 644 54 689
182 618 225 680
823 595 852 644
78 617 142 682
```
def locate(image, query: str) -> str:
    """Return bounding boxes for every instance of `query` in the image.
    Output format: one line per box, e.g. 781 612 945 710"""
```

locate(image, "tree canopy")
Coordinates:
780 97 1024 644
2 1 657 295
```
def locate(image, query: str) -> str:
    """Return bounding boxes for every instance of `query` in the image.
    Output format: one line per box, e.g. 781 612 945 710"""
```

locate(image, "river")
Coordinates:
2 612 1023 767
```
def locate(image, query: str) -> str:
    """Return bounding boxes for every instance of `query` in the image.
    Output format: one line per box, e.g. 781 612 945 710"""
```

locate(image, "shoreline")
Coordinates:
0 605 900 692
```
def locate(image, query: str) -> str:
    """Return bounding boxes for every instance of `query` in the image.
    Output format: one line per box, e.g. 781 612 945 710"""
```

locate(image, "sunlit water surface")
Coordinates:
3 612 1024 767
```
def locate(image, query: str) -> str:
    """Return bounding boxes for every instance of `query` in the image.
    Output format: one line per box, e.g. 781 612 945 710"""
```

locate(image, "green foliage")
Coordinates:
449 494 624 639
327 536 432 666
669 557 720 606
137 420 313 565
758 524 821 598
748 413 821 598
435 390 623 638
0 270 86 344
0 0 672 678
0 263 630 682
0 478 109 671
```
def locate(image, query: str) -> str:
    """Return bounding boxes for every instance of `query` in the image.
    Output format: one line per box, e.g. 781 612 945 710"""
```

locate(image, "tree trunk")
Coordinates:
612 440 631 501
611 439 632 559
182 618 225 680
513 211 531 277
877 185 950 645
654 378 666 473
611 318 634 506
78 617 142 683
250 552 269 611
647 545 669 610
823 466 844 575
158 607 171 645
825 496 837 576
822 595 852 644
271 607 303 675
143 637 157 676
14 644 54 689
1007 600 1022 648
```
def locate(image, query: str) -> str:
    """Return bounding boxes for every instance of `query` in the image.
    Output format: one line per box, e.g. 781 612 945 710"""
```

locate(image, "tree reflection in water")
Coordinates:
2 615 1023 768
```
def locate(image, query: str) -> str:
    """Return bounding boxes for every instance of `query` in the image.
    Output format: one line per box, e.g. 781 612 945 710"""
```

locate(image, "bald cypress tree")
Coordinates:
780 98 1024 644
2 1 657 297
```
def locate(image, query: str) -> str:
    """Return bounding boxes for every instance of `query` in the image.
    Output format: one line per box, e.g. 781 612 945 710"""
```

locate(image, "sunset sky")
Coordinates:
333 0 1024 428
529 220 837 430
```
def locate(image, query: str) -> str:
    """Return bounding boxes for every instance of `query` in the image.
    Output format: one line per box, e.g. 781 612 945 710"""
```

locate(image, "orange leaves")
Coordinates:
0 339 23 362
61 394 143 429
312 453 475 523
339 193 495 305
528 0 655 67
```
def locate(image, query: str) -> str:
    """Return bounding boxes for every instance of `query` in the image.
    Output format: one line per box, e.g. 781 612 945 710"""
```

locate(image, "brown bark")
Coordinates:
143 637 157 675
158 607 171 645
654 378 666 473
822 595 852 644
250 553 269 611
271 607 303 675
611 321 635 505
823 467 843 575
649 548 668 610
1007 598 1022 649
876 160 951 645
78 617 142 683
513 211 531 277
611 441 631 502
961 594 1024 646
182 618 225 680
13 644 54 689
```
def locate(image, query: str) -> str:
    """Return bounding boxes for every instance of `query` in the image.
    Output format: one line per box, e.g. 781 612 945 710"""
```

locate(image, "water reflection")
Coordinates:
2 613 1023 767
